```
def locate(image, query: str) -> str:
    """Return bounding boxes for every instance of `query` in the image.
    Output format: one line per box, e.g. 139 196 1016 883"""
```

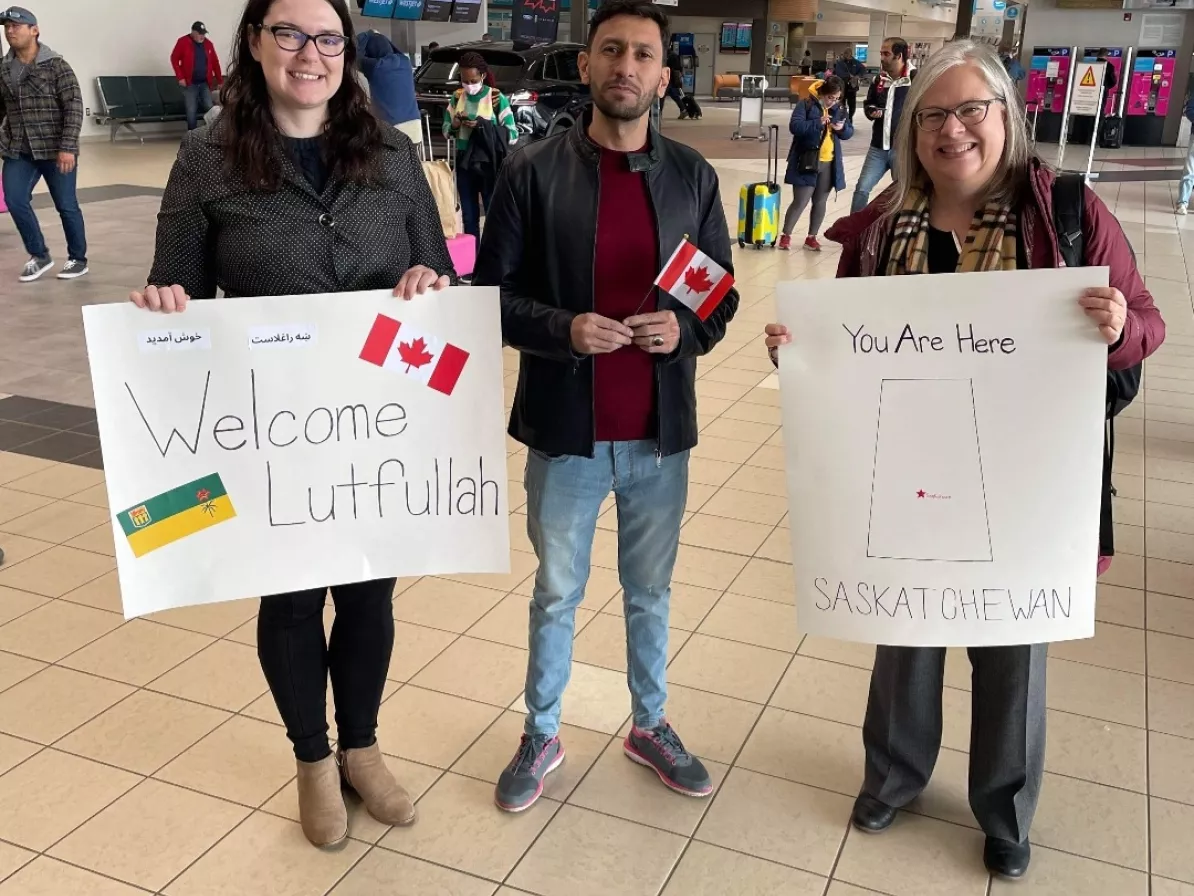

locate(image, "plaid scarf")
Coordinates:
885 179 1018 276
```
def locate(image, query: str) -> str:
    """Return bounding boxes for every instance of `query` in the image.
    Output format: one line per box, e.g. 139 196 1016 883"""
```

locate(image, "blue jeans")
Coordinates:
456 167 494 240
1180 137 1194 206
851 145 894 214
522 441 688 737
184 83 214 130
2 154 87 263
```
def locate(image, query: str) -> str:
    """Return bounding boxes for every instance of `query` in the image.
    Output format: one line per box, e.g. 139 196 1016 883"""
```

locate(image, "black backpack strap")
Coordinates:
1051 173 1084 269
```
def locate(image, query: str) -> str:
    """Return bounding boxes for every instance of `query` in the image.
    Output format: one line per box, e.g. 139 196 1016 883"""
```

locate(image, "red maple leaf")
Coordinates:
397 337 435 373
683 265 715 296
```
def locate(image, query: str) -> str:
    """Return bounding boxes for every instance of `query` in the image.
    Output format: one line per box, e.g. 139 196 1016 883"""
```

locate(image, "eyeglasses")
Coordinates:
257 24 347 57
914 98 1004 131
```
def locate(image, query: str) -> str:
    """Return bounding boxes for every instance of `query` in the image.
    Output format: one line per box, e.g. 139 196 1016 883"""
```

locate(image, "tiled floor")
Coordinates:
0 109 1192 895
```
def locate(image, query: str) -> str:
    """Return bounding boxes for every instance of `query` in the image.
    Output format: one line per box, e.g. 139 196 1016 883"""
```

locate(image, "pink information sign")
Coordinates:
1081 48 1123 116
1027 47 1072 113
1127 50 1176 117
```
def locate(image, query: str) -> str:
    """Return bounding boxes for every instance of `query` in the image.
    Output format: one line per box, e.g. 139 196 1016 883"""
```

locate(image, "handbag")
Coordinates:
797 106 828 175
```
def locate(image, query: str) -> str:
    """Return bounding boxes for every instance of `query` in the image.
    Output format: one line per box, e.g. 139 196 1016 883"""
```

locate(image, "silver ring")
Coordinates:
652 335 664 347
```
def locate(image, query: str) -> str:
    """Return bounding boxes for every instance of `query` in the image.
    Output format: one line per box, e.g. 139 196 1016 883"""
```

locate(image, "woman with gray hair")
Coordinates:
764 40 1164 879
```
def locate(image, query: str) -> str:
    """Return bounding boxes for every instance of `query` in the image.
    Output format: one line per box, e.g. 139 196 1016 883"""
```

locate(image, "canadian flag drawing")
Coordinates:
655 239 735 321
359 314 469 395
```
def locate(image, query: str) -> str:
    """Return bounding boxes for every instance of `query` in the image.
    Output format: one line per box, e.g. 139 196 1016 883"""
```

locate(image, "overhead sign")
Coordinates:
1006 6 1019 17
1070 60 1106 115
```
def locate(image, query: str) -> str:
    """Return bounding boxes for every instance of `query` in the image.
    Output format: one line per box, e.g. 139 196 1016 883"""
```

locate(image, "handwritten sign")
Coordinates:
83 288 511 619
775 269 1108 647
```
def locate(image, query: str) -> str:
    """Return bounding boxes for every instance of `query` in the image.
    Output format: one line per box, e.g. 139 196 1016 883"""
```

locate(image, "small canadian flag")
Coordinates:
359 314 469 395
655 239 735 321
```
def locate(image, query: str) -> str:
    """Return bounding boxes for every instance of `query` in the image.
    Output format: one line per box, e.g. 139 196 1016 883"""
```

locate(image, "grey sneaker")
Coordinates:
624 722 712 797
57 259 89 279
494 734 564 812
18 256 53 282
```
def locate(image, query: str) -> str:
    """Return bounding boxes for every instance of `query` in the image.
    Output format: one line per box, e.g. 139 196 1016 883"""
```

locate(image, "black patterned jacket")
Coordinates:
0 44 83 160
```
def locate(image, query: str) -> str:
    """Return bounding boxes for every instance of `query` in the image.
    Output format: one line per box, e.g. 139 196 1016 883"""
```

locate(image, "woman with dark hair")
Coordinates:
780 74 853 252
127 0 455 850
443 50 518 239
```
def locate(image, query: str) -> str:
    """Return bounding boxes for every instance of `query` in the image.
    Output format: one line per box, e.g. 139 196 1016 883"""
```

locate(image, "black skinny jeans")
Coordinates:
257 578 396 763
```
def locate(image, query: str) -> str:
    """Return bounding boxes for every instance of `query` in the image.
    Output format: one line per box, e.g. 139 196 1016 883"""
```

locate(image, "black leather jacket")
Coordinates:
474 113 739 458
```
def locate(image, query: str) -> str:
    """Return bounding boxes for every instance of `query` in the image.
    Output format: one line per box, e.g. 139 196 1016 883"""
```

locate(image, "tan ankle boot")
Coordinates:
295 755 348 849
339 743 417 826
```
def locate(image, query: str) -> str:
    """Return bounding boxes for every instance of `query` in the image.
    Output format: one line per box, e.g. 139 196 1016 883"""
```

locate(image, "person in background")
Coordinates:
1095 47 1117 111
851 36 911 213
766 40 1164 880
475 0 738 814
130 0 454 850
356 30 420 144
171 21 224 130
779 75 852 252
800 48 813 75
833 49 866 118
443 50 517 239
999 45 1025 85
0 5 87 283
665 48 686 117
1177 87 1194 214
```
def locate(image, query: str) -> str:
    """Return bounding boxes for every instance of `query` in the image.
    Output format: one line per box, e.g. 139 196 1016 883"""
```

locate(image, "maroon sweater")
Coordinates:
593 147 659 442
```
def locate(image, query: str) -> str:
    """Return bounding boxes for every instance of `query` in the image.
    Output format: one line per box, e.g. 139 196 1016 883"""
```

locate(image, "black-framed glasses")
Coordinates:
914 98 1005 132
257 24 347 57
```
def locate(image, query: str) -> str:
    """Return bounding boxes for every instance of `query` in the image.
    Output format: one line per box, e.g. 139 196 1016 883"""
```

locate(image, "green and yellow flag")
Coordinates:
116 473 236 558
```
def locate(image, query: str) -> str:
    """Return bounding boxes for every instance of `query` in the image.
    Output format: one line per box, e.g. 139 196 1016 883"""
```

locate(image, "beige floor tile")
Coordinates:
0 500 109 544
155 716 296 807
329 848 498 896
699 487 789 526
695 767 851 875
1100 552 1144 590
680 513 774 557
727 556 794 603
0 732 39 776
1149 677 1194 739
57 689 230 775
661 841 827 896
1153 798 1194 885
507 804 686 896
724 464 786 496
1147 557 1194 598
797 636 877 670
0 599 123 662
49 779 250 891
63 523 116 556
148 640 268 711
737 707 863 797
5 463 104 500
393 578 507 633
411 636 529 707
1149 630 1194 684
905 747 978 830
0 841 33 884
59 570 123 613
645 684 763 765
468 592 591 650
601 581 722 631
835 815 987 896
1096 584 1145 628
0 857 146 895
0 488 53 526
1150 732 1194 805
567 740 725 835
1031 772 1148 870
770 656 871 727
381 773 559 881
1045 658 1145 727
376 685 501 768
688 456 741 488
825 884 891 896
1148 592 1194 637
387 620 460 680
668 543 749 591
0 748 139 851
668 633 791 703
0 665 133 744
0 534 54 569
436 550 539 593
66 481 111 509
1044 709 1147 792
989 845 1148 895
1048 622 1146 674
60 619 213 686
148 598 259 637
0 649 45 693
1153 879 1194 896
754 528 794 563
0 586 47 627
696 591 800 652
691 434 762 464
571 612 688 673
0 452 54 485
164 811 367 896
451 711 609 802
700 418 778 445
0 544 114 597
262 753 442 844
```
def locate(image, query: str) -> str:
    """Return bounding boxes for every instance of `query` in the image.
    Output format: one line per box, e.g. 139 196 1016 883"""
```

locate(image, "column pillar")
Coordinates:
570 0 587 44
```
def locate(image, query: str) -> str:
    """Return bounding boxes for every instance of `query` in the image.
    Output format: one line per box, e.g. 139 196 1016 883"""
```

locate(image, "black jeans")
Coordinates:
844 85 858 119
257 578 396 763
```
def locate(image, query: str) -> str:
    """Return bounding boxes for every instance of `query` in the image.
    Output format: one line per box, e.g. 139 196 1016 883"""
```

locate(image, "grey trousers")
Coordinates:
861 643 1048 843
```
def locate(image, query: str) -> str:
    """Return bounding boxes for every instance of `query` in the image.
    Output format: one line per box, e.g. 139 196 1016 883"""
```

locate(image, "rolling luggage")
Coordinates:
737 124 781 249
1099 115 1123 149
681 90 703 120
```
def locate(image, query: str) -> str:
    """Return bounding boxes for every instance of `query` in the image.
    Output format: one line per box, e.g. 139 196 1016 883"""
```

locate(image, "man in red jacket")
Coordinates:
171 22 223 130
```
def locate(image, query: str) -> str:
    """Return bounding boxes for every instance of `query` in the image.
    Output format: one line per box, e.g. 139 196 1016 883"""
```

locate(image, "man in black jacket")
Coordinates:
475 0 738 813
851 36 911 213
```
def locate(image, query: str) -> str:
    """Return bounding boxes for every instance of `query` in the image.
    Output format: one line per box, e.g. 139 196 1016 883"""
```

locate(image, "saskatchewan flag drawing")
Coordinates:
116 473 236 558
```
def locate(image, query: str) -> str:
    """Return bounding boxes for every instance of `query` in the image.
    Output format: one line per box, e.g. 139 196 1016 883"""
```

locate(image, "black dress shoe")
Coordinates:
851 793 897 833
984 836 1031 879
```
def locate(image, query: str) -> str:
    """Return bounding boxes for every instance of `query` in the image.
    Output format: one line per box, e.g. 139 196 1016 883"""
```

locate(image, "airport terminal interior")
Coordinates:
2 0 1194 892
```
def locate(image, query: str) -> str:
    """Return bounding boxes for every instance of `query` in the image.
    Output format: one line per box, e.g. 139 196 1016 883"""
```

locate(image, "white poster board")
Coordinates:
1070 61 1105 116
776 269 1108 647
83 288 511 619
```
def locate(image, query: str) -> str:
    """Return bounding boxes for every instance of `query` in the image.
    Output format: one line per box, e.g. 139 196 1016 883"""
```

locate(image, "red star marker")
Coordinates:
916 490 926 499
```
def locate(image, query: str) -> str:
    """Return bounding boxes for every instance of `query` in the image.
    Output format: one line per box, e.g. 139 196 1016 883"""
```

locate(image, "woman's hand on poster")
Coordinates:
394 265 450 301
1079 286 1127 345
129 284 189 313
765 323 791 366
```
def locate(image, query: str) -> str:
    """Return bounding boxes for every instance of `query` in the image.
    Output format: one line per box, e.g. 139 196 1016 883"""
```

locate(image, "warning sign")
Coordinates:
1070 61 1105 116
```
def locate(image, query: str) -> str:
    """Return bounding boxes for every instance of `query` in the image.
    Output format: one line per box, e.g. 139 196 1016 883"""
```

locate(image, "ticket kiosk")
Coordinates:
1124 48 1176 146
1027 47 1072 143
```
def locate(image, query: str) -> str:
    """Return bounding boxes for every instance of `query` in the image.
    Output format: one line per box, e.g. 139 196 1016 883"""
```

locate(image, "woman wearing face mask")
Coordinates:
443 51 518 240
779 75 853 252
763 41 1164 879
128 0 455 850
